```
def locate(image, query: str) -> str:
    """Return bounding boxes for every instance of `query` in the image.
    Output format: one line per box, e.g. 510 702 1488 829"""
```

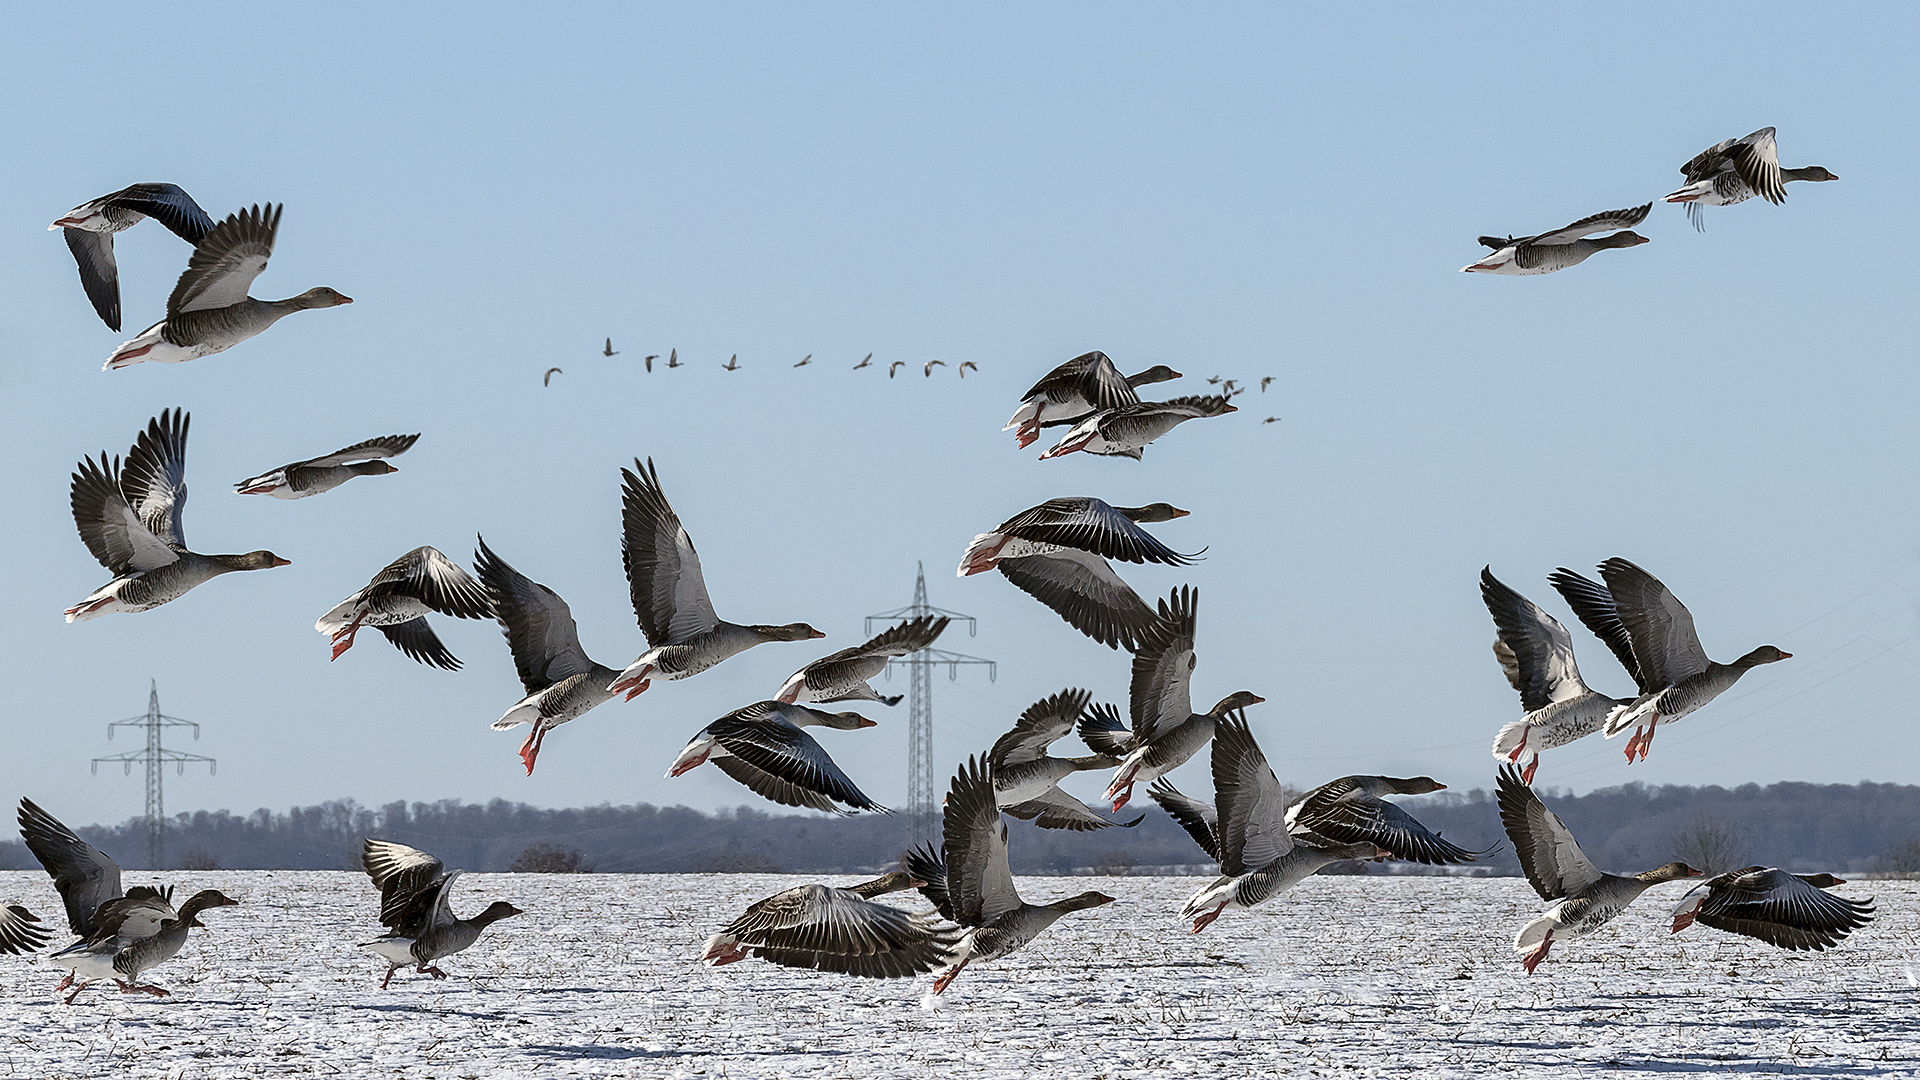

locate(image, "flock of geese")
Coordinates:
4 135 1876 1000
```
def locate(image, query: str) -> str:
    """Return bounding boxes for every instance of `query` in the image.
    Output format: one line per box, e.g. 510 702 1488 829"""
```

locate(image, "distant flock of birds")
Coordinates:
5 137 1874 1000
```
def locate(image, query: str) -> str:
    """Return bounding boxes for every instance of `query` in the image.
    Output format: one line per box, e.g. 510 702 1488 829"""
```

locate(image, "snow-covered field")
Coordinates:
0 870 1912 1078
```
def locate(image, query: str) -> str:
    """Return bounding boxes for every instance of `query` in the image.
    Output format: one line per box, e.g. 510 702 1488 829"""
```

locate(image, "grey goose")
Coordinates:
1461 204 1651 275
234 433 418 499
1670 867 1873 950
666 701 887 814
701 871 961 978
1284 774 1486 866
775 615 949 705
1005 350 1182 448
987 690 1140 831
1038 394 1238 460
1666 127 1836 229
360 839 521 988
50 183 214 331
66 889 238 1003
315 546 494 669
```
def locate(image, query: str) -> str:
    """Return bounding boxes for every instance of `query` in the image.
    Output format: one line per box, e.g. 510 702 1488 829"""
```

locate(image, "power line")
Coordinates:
91 681 216 869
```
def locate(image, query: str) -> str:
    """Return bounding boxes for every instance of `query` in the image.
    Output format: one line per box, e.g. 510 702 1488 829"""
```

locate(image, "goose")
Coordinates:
1666 127 1837 229
1496 765 1700 973
1005 351 1183 449
1260 377 1274 392
1284 774 1486 865
925 360 946 376
853 353 873 370
988 690 1140 831
360 840 521 989
794 354 812 368
606 459 824 700
67 409 290 621
1482 566 1652 784
904 756 1115 994
604 338 619 356
1148 714 1386 932
1670 867 1873 950
889 361 906 378
644 354 658 371
1081 586 1264 811
666 701 887 814
775 615 949 705
18 798 187 997
959 497 1198 652
959 361 978 378
543 366 562 386
233 433 418 499
724 355 740 371
315 546 494 669
50 183 214 332
1461 204 1651 275
701 871 961 977
105 204 351 369
1595 557 1790 763
0 904 50 955
667 348 682 368
1038 395 1238 461
63 890 238 1003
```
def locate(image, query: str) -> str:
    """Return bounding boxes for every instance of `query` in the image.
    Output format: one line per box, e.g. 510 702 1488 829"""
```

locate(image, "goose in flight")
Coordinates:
666 701 887 814
1285 774 1486 866
1006 351 1183 448
1038 395 1238 461
315 546 494 669
723 355 741 371
988 690 1139 831
701 871 960 977
667 348 683 368
543 367 563 386
51 183 214 331
234 433 418 499
1461 204 1651 275
604 338 619 356
1671 867 1873 950
1666 127 1836 230
959 361 978 378
925 360 946 377
775 615 949 705
1260 376 1274 392
794 354 812 368
853 353 873 370
360 840 521 988
888 361 906 378
644 354 658 371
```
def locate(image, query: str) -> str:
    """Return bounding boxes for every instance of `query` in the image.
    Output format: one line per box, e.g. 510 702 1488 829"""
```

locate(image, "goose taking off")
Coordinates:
988 690 1140 831
315 546 494 669
105 204 351 369
1038 395 1238 461
1285 774 1487 866
1671 867 1873 950
1005 351 1182 449
360 840 521 988
51 183 214 332
701 871 961 977
70 890 238 1003
666 701 887 814
234 433 418 499
67 409 290 621
1461 204 1651 275
1666 127 1837 229
775 615 949 705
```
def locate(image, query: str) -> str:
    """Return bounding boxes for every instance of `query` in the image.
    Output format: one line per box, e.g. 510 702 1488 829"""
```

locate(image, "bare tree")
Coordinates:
1875 839 1920 874
509 843 592 873
1670 812 1748 875
179 848 220 871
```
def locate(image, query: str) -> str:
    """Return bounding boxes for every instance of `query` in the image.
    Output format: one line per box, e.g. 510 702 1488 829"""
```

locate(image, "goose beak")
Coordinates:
336 294 355 304
809 629 827 639
270 557 293 567
858 718 878 728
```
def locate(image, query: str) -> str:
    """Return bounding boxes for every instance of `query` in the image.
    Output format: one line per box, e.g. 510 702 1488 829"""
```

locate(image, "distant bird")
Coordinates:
1666 127 1836 230
667 701 887 814
1671 867 1873 950
1262 416 1280 425
853 353 873 370
959 361 978 378
606 459 825 700
50 183 213 331
1260 377 1274 392
67 409 290 621
1461 204 1651 275
1221 379 1238 394
543 367 562 386
794 354 812 368
1038 395 1238 461
959 497 1197 652
776 615 949 706
1284 774 1486 866
906 756 1116 994
105 204 352 369
234 433 418 499
925 360 946 377
315 546 494 669
1005 351 1183 449
988 689 1139 831
1206 376 1222 386
644 354 659 372
1497 765 1699 973
1595 558 1790 763
667 348 682 368
360 839 521 989
888 361 906 378
724 354 741 371
603 338 619 357
0 904 49 956
701 871 960 978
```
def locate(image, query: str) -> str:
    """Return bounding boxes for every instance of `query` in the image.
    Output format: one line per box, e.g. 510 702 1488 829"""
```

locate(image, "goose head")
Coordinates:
1117 502 1190 523
350 461 399 477
294 287 354 308
1058 891 1117 912
1597 231 1651 249
860 870 924 895
475 901 524 926
1130 364 1184 386
1784 166 1839 183
755 623 827 642
1207 691 1265 716
1380 776 1447 795
220 551 293 570
1734 645 1791 668
1797 873 1846 888
1638 862 1703 883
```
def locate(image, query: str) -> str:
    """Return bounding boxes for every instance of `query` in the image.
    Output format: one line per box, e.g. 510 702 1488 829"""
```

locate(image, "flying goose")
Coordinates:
794 354 812 368
1005 351 1183 448
67 409 290 621
544 367 563 386
666 701 887 814
905 756 1115 994
701 871 961 977
1461 204 1651 275
360 840 521 988
775 615 949 705
724 355 740 371
18 798 188 997
1595 557 1790 763
667 348 682 368
889 361 906 378
1284 774 1486 866
1038 395 1238 460
604 338 619 356
50 183 214 332
959 361 978 378
1670 867 1873 950
606 459 824 699
959 498 1198 652
1496 765 1699 973
105 204 351 369
925 360 946 376
234 433 419 499
0 904 50 956
853 353 873 370
315 546 494 669
1665 127 1837 229
988 690 1140 831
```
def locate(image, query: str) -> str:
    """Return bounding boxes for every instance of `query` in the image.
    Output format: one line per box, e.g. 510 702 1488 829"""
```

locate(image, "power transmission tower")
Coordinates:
92 681 216 869
867 562 995 846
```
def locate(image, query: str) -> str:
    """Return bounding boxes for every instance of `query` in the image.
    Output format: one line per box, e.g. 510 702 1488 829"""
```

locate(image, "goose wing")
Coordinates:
1528 204 1651 246
1680 136 1740 183
362 839 448 931
709 704 886 813
728 886 947 957
995 498 1198 565
997 550 1160 652
168 203 280 315
1210 713 1294 876
1020 350 1140 411
1495 765 1602 900
1130 586 1198 741
1077 701 1134 758
374 546 493 620
1549 567 1652 693
106 183 216 243
475 537 595 694
942 755 1022 925
377 618 462 671
989 688 1091 768
1598 558 1710 686
1692 867 1874 950
1724 127 1786 205
1480 567 1589 711
0 905 50 955
70 453 179 575
1293 777 1485 866
85 891 177 945
288 433 420 471
711 757 845 814
1002 786 1140 831
1147 780 1219 862
790 615 946 692
18 798 124 939
63 228 123 331
620 458 720 645
120 409 191 553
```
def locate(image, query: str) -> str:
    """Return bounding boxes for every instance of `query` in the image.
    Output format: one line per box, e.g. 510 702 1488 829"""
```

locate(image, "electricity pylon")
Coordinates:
92 681 215 869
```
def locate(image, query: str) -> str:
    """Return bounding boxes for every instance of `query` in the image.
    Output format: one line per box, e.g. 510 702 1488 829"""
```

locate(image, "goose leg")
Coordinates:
422 965 448 980
931 958 970 995
1520 755 1539 786
1636 721 1657 762
53 973 72 993
1191 902 1228 933
380 964 401 990
1521 931 1554 975
519 725 548 775
62 980 89 1005
330 613 368 660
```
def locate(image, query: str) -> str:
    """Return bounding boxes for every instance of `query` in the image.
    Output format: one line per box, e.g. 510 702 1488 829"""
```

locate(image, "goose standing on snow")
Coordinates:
606 459 824 699
1670 867 1873 950
700 871 961 977
666 701 887 814
987 690 1140 831
67 409 290 621
50 183 214 331
1005 350 1183 448
1595 557 1790 763
315 546 494 669
775 615 949 705
105 204 352 369
904 756 1116 994
1496 765 1700 973
1461 204 1651 275
360 840 521 989
1665 127 1837 230
959 498 1198 652
233 433 418 498
1038 395 1238 461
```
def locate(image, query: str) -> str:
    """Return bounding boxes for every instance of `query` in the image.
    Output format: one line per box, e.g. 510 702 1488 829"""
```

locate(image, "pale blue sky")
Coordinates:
3 3 1917 829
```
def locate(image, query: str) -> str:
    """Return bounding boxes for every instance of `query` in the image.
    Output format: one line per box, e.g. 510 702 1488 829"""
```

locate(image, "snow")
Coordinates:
0 870 1912 1078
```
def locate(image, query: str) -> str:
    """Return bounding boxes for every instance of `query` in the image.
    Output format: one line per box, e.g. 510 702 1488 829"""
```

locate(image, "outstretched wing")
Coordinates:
168 203 280 315
18 797 124 939
1598 558 1710 687
475 536 594 693
1147 780 1219 862
1549 567 1651 693
620 458 720 645
998 551 1159 652
292 433 420 470
995 498 1198 566
942 756 1020 926
1130 587 1198 741
120 409 191 552
1481 567 1588 711
989 688 1091 768
1210 713 1294 876
1495 765 1601 900
1725 127 1786 205
1529 204 1651 245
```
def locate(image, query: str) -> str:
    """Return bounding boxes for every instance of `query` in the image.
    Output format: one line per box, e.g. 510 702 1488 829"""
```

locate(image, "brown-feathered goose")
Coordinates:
701 871 961 978
775 615 949 705
18 798 186 997
67 890 238 1003
1461 204 1651 275
1595 557 1790 763
50 183 214 332
105 204 352 369
959 498 1198 652
1004 350 1183 448
0 904 50 956
1665 127 1837 230
666 702 887 814
904 756 1115 994
66 409 290 621
607 459 824 700
1038 395 1238 461
1496 765 1700 973
1285 774 1486 866
315 546 494 669
234 433 418 499
988 690 1140 831
1670 867 1873 950
360 840 521 989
